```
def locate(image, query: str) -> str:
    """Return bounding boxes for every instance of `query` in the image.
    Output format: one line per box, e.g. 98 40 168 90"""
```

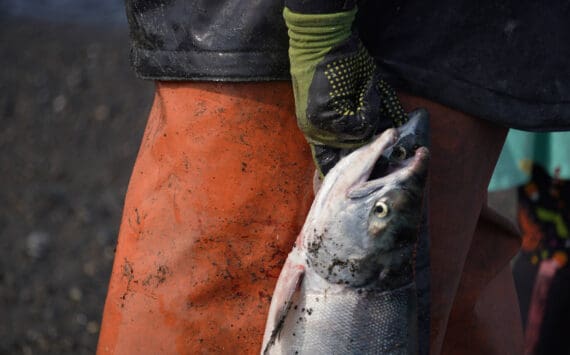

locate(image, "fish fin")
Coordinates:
261 254 305 354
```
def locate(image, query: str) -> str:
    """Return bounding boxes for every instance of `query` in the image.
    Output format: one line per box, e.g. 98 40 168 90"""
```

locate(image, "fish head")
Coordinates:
302 118 429 289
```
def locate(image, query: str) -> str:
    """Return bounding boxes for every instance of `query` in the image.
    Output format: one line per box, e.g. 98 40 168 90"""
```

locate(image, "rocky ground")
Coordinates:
0 18 153 353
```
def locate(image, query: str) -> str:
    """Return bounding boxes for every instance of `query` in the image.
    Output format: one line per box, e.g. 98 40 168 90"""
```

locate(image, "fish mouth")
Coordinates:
370 108 430 181
345 132 429 200
371 145 429 181
346 142 429 200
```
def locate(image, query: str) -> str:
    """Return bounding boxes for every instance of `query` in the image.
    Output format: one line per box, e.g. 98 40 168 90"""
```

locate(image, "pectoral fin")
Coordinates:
261 254 305 354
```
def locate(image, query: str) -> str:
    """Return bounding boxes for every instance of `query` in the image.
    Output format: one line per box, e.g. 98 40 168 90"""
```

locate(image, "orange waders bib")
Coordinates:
97 82 314 354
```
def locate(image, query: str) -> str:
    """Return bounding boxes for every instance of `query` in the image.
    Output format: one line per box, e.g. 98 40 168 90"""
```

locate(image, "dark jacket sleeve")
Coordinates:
126 0 291 81
125 0 570 131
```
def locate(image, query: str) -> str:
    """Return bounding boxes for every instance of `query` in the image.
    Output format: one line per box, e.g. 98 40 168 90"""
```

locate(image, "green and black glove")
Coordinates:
284 0 408 175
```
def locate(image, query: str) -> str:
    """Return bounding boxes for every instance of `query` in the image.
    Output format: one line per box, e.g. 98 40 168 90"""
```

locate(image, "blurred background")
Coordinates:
0 0 153 353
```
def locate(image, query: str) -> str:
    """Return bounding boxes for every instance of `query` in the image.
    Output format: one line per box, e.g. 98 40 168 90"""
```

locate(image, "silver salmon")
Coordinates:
261 118 429 354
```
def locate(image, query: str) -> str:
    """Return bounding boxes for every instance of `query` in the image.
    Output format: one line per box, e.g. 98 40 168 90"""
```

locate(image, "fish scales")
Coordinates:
277 282 416 354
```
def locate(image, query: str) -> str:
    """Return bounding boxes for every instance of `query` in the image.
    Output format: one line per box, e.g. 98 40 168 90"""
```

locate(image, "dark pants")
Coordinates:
399 93 523 355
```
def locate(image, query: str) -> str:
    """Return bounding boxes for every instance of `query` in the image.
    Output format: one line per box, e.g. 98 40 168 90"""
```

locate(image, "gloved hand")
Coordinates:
284 0 408 175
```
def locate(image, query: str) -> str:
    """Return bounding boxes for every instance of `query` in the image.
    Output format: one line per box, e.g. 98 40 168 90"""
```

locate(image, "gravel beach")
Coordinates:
0 17 153 353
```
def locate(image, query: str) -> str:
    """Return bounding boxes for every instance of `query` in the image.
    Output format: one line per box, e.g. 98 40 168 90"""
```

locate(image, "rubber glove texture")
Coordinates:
284 4 408 175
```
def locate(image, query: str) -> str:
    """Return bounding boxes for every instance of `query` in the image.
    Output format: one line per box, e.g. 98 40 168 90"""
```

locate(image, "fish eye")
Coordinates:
391 145 407 161
373 201 389 218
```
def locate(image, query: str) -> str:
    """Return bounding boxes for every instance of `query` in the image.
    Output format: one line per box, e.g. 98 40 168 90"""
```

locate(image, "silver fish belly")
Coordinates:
262 116 429 355
273 267 417 354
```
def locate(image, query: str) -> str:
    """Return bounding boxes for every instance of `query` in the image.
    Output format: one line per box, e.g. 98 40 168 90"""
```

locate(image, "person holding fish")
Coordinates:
98 0 570 354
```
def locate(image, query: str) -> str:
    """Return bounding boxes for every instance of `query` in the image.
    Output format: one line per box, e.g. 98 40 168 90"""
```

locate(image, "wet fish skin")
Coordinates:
262 121 429 354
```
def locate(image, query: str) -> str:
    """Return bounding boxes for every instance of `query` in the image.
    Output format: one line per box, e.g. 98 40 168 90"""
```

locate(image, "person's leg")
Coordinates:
442 205 524 354
398 93 522 354
97 82 315 354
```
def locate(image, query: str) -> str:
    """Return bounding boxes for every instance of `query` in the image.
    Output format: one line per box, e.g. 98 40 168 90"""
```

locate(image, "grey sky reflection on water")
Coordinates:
1 0 127 25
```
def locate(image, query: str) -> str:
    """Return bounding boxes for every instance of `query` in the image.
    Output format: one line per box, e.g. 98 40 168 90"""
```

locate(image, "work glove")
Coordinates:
284 0 408 175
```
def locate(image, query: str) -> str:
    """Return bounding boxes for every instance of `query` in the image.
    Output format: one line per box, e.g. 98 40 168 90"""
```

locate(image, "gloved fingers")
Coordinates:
304 33 382 146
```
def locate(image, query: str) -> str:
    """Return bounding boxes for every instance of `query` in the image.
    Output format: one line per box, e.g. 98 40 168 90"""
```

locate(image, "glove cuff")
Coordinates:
283 7 357 68
284 7 358 129
285 0 356 14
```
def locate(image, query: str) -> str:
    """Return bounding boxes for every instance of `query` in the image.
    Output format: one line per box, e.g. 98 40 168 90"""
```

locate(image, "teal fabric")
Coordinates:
489 130 570 191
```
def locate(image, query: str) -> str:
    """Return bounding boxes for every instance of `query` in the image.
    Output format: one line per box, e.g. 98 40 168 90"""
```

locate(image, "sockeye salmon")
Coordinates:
261 112 430 354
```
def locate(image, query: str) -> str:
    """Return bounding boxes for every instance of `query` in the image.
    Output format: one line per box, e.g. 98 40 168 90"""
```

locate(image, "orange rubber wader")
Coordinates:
97 82 314 354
